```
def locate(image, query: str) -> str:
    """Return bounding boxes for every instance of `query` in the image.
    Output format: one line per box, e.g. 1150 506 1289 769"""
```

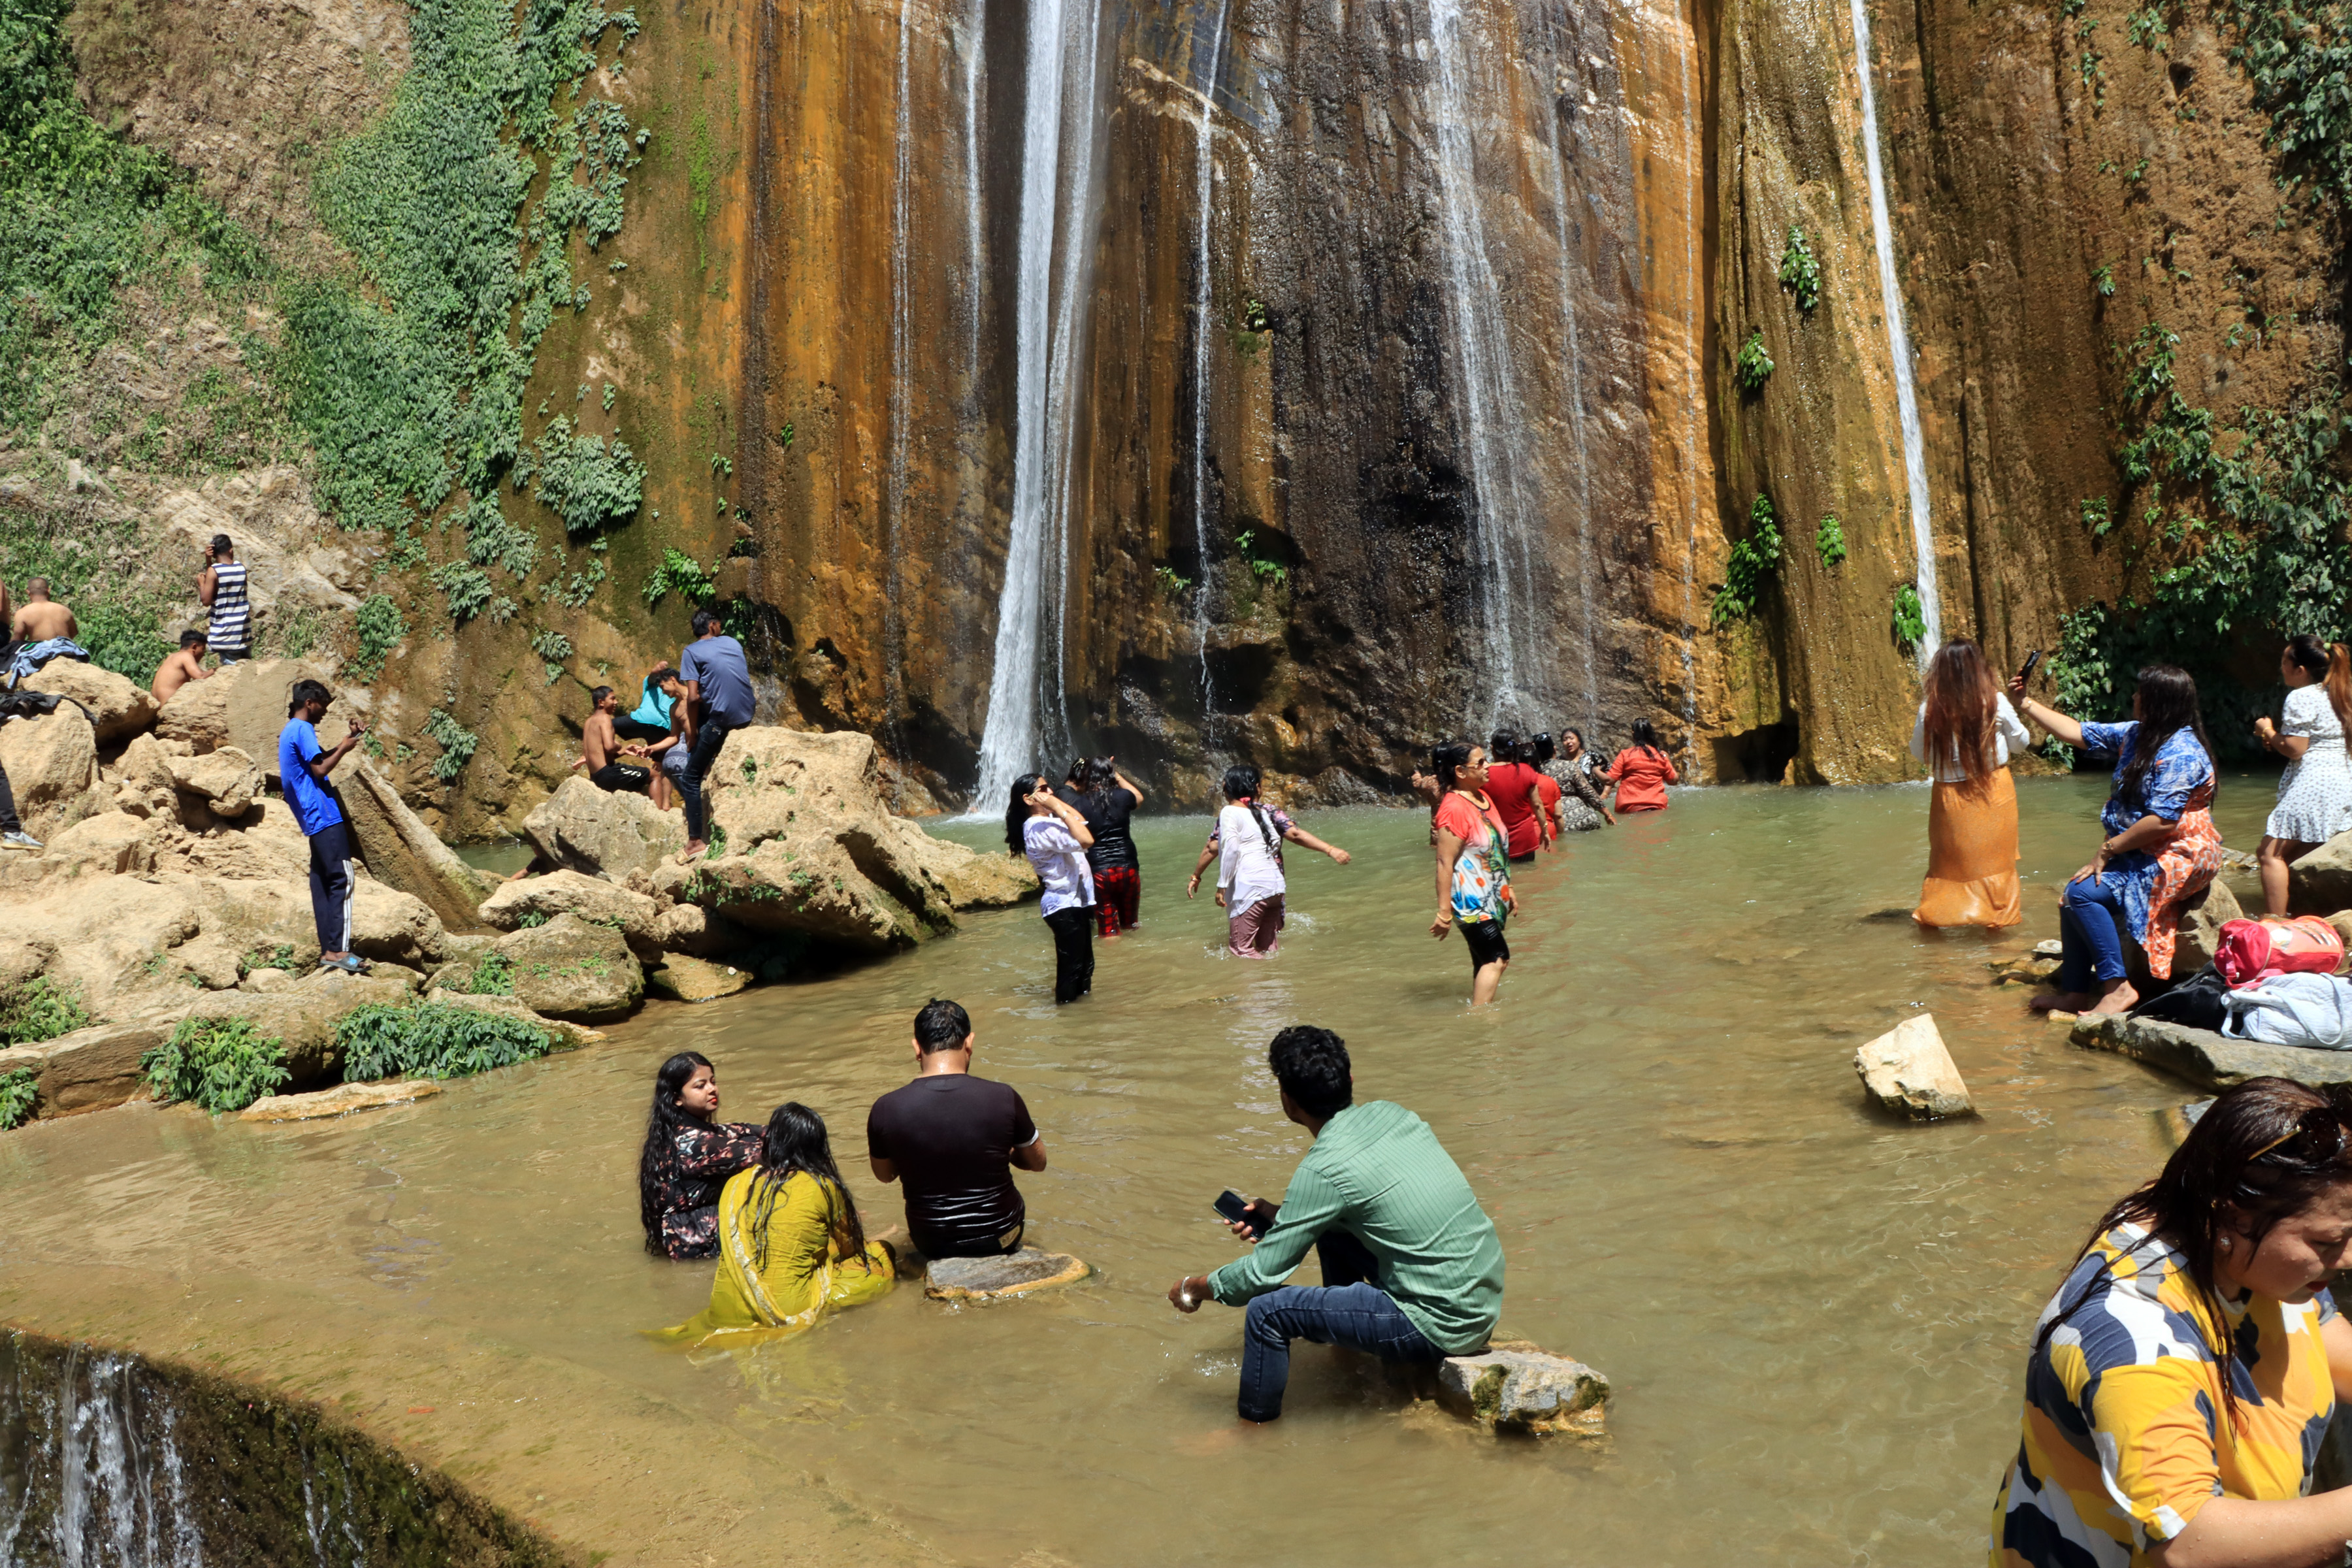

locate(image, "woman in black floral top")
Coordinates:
638 1051 764 1258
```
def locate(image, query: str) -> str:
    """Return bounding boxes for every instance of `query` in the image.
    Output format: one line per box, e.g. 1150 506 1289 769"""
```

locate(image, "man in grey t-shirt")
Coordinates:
676 607 757 858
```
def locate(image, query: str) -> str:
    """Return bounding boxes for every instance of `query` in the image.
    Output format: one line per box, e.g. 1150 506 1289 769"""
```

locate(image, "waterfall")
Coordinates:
884 0 915 745
2 1345 206 1568
1532 43 1598 734
1674 0 1702 759
1846 0 1941 661
1426 0 1541 730
960 0 986 407
1187 0 1232 732
970 0 1104 808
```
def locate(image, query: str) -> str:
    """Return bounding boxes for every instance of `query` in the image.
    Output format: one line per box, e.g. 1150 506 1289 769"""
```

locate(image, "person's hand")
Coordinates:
1328 847 1352 866
570 756 588 770
2255 716 2278 743
346 719 368 741
1226 1198 1277 1241
1431 911 1452 939
1169 1275 1211 1313
1214 889 1228 908
2068 855 2108 885
1499 885 1518 911
2007 674 2027 702
1186 872 1201 900
1603 811 1617 826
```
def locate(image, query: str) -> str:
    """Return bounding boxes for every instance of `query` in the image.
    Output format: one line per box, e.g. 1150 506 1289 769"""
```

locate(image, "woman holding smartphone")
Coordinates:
1006 773 1098 1004
1910 638 2033 928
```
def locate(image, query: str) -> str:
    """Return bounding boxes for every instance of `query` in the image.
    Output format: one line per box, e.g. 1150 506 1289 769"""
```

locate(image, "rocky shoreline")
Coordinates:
0 659 1036 1126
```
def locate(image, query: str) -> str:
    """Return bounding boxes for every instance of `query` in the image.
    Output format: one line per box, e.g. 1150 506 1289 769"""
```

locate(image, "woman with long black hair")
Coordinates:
1601 718 1678 812
1909 636 2031 929
1006 772 1098 1004
1991 1075 2352 1565
2014 663 2223 1016
1429 742 1515 1005
1211 764 1291 958
657 1102 896 1347
2255 634 2352 915
638 1051 764 1259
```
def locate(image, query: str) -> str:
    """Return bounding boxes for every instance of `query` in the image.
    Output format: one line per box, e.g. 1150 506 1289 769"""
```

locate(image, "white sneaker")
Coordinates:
1 830 41 851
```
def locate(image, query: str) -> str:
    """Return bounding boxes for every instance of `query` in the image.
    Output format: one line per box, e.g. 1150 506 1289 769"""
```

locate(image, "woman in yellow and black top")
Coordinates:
1992 1077 2352 1566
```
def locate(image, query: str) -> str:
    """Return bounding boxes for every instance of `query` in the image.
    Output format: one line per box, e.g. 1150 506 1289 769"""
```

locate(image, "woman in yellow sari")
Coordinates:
658 1102 896 1348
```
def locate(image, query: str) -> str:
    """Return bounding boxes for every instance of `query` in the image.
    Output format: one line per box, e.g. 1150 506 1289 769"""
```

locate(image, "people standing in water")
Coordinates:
866 998 1047 1258
1076 757 1145 939
1525 736 1566 845
1007 772 1098 1004
1185 765 1352 917
2014 663 2222 1016
657 1102 895 1347
1909 637 2031 930
1989 1075 2352 1565
1601 719 1678 812
2255 636 2352 916
1429 742 1515 1005
1542 728 1615 831
1209 766 1295 958
638 1051 764 1260
1483 732 1550 864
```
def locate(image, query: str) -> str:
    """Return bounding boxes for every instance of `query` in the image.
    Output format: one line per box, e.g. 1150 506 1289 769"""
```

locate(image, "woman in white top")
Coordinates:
1909 637 2033 928
2254 635 2352 915
1213 764 1290 957
1005 773 1097 1004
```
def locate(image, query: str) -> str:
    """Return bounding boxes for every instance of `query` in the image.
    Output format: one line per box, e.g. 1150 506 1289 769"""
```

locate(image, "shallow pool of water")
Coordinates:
0 776 2286 1565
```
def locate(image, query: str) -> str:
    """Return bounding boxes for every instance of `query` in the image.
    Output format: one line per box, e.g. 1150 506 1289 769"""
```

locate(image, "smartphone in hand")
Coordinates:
1213 1189 1267 1239
2019 649 2043 683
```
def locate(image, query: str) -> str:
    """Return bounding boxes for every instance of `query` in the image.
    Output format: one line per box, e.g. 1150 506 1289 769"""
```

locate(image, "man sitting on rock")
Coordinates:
867 998 1049 1260
621 667 688 810
152 630 211 704
7 578 85 680
278 678 371 975
576 685 651 795
1168 1026 1504 1424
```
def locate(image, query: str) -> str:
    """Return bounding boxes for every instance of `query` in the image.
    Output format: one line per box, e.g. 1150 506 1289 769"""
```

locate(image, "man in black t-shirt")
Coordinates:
867 998 1048 1258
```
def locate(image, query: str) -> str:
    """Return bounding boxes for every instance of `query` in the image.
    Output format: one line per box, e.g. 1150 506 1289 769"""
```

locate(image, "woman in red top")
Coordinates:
1428 742 1516 1005
1603 719 1679 812
1482 732 1551 862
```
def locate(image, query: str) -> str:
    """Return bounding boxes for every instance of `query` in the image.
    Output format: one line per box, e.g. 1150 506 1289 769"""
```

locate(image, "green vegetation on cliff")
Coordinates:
1711 495 1784 625
337 1000 555 1082
141 1017 289 1114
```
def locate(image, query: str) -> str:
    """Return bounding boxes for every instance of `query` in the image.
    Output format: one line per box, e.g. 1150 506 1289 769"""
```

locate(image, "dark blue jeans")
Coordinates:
1236 1231 1443 1422
2059 874 2132 992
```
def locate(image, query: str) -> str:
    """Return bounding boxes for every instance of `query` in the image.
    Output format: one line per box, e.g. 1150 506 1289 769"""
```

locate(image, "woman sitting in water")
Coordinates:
1991 1075 2352 1565
2014 662 2221 1016
1909 636 2031 930
639 1051 765 1260
1601 719 1677 812
2254 634 2352 916
657 1102 896 1347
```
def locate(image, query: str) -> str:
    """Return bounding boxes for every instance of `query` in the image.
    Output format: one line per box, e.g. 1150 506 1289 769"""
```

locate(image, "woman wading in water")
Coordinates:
1076 757 1146 938
1910 637 2031 929
1602 719 1678 812
2015 663 2221 1016
1185 766 1351 941
1991 1076 2352 1565
1429 742 1516 1005
1007 773 1098 1004
1542 729 1614 832
639 1052 764 1260
657 1102 896 1347
2254 635 2352 916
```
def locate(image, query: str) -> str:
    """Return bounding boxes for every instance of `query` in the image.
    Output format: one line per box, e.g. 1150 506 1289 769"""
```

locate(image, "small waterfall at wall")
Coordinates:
1674 0 1703 759
1187 0 1232 736
1426 0 1541 730
971 0 1105 806
1845 0 1941 661
1531 46 1598 734
2 1345 203 1567
884 0 915 748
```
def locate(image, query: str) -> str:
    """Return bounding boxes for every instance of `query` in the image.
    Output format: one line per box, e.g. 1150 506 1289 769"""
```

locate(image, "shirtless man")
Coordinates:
152 631 211 704
574 686 651 794
10 578 76 644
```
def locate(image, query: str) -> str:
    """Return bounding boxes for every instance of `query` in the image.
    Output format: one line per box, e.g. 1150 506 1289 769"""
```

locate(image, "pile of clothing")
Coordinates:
2132 917 2352 1047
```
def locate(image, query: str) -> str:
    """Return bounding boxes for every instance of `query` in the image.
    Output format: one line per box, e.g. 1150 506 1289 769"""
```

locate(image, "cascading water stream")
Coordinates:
883 0 914 754
1426 0 1541 731
1846 0 1941 662
970 0 1105 807
1531 41 1599 733
1674 0 1702 757
1186 0 1232 737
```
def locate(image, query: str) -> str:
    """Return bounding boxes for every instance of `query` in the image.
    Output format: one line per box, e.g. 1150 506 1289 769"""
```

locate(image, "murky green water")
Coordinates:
0 777 2287 1565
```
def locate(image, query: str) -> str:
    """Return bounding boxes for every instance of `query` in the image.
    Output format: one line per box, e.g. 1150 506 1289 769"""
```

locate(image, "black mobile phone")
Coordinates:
1214 1189 1266 1238
2019 649 2043 683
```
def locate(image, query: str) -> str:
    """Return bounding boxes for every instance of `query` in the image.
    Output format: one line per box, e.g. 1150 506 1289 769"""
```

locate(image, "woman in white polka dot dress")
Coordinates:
2255 634 2352 914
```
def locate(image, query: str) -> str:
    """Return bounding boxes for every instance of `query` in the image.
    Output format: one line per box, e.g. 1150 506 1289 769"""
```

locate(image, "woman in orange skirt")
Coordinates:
1910 638 2032 928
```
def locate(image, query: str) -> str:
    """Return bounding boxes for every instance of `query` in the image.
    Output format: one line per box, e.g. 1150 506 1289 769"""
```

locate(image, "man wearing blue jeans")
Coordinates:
1168 1026 1505 1422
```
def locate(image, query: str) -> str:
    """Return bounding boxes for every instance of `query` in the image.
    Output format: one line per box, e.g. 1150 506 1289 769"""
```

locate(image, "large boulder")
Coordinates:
168 745 263 817
154 657 345 766
2291 833 2352 917
41 811 159 876
2172 879 2243 975
649 901 755 958
337 760 497 933
24 660 157 745
0 705 101 836
2072 1011 2352 1092
890 819 1039 908
478 868 659 958
163 797 313 881
178 967 423 1086
492 912 642 1022
1436 1341 1611 1436
1854 1015 1974 1119
348 882 447 966
522 776 686 881
152 468 367 631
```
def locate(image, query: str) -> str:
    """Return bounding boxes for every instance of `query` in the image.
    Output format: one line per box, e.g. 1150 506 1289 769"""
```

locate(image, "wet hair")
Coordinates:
208 534 233 557
914 997 972 1053
590 685 614 708
1004 772 1047 855
1430 742 1475 792
1085 757 1121 791
287 678 331 717
1489 731 1520 766
1631 718 1661 751
1921 637 2000 789
691 606 721 638
178 630 206 650
1531 733 1557 764
638 1051 716 1254
1268 1026 1352 1119
742 1102 873 1277
648 666 679 690
2287 635 2352 745
1222 763 1279 854
2116 664 2212 807
2043 1077 2352 1431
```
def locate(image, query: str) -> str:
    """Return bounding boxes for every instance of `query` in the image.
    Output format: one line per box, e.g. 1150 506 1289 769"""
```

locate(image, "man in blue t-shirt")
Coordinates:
277 678 370 972
676 607 757 859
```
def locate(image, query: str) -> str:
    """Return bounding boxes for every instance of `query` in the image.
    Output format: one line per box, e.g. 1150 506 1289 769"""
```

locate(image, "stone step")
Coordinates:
240 1079 443 1121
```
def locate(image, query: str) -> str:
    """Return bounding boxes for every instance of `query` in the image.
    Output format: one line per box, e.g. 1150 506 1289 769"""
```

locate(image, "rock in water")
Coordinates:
2072 1011 2352 1092
2291 833 2352 917
1436 1341 1611 1436
646 955 751 1003
1853 1015 1974 1119
492 912 642 1022
521 776 686 882
479 868 660 958
923 1249 1090 1301
240 1079 443 1121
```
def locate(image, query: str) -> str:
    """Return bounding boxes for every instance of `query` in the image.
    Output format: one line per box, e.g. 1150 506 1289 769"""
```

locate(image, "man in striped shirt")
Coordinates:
1168 1026 1505 1422
197 534 250 665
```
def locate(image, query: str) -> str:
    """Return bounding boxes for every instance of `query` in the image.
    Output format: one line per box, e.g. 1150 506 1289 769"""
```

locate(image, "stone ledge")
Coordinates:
2070 1012 2352 1092
922 1249 1090 1301
240 1079 443 1121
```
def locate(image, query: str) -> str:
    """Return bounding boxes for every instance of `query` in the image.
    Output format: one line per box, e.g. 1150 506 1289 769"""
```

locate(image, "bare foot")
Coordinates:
678 840 707 864
2087 979 2140 1015
2031 990 2095 1013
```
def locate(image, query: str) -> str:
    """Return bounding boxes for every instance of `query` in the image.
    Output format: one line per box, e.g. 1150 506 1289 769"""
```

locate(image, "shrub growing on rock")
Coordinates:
0 1067 37 1131
336 1001 555 1082
0 975 91 1046
142 1018 290 1113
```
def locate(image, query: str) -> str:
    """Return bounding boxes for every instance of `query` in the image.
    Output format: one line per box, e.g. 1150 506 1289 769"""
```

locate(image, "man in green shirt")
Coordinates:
1168 1026 1504 1422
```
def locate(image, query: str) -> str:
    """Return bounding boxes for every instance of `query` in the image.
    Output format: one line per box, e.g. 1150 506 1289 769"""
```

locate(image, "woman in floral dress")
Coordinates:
1429 742 1517 1006
2254 635 2352 915
638 1051 765 1259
